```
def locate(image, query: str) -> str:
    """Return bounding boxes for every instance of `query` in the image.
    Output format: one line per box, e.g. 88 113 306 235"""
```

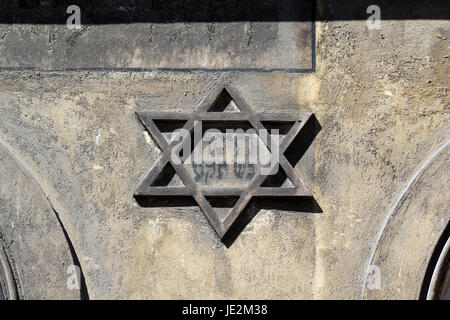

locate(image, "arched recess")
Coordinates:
0 142 86 299
363 141 449 299
422 223 450 299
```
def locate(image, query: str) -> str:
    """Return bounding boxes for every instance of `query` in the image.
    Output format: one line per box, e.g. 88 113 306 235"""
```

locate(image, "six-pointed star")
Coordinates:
135 85 318 244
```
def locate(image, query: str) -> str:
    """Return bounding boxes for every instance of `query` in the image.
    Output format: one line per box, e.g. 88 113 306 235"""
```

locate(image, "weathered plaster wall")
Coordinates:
0 4 448 299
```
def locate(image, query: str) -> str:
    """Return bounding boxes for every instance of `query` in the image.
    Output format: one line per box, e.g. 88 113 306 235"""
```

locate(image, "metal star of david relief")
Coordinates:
134 84 322 247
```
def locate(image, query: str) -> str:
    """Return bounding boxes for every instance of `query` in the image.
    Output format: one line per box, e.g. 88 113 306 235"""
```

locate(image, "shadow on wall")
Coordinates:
0 0 448 24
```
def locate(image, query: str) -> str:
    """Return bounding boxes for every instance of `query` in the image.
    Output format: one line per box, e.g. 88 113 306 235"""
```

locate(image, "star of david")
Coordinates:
135 84 321 247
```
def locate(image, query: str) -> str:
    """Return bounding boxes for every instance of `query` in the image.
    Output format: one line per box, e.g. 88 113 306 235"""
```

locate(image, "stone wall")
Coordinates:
0 1 448 299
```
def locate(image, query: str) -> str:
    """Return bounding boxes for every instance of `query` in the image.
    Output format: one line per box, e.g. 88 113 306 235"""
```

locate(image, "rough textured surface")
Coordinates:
0 2 448 300
365 143 449 299
0 142 82 299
